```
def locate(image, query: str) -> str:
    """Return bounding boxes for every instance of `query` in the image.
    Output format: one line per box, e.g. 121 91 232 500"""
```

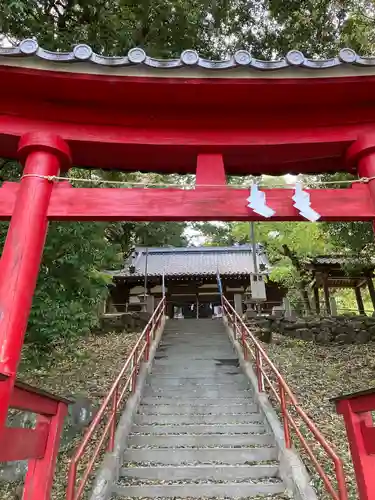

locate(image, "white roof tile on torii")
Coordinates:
111 245 270 278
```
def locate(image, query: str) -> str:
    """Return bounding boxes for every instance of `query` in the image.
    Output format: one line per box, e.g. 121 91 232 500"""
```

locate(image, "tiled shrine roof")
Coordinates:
112 245 269 279
1 40 373 72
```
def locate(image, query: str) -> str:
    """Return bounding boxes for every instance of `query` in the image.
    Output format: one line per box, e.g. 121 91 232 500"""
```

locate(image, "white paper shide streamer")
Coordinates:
292 182 321 222
247 183 275 218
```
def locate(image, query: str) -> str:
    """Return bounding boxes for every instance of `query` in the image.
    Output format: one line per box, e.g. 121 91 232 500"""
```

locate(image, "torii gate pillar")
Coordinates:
347 135 375 235
0 132 71 427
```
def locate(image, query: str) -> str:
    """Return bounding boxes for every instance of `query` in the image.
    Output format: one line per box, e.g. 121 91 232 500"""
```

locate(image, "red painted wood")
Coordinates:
347 136 375 211
336 400 375 500
196 154 226 186
0 133 70 430
0 113 370 173
2 66 375 173
0 426 49 461
23 402 68 500
361 423 375 455
3 66 375 111
0 183 373 221
11 384 59 416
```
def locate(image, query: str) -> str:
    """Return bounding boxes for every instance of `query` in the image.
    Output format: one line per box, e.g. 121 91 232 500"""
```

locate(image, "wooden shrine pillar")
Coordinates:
355 286 366 315
366 275 375 312
0 132 71 429
234 293 243 316
322 275 331 316
313 286 320 315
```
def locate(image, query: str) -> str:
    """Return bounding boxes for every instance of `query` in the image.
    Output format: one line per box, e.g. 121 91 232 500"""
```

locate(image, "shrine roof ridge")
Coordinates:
132 244 265 254
1 40 374 71
110 244 270 279
308 255 375 266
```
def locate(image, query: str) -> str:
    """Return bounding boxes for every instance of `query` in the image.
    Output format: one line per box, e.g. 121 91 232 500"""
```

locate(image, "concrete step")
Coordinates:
149 368 246 383
150 372 243 379
128 434 274 447
153 355 237 362
138 403 258 414
120 464 279 480
151 365 240 373
143 388 252 398
141 396 253 405
145 379 251 388
134 413 263 425
124 446 278 464
161 337 228 340
113 481 285 498
159 340 231 344
132 423 267 434
162 334 227 338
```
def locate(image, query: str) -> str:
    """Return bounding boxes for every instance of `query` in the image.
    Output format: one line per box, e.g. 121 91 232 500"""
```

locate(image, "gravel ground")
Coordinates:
260 333 375 500
0 330 139 500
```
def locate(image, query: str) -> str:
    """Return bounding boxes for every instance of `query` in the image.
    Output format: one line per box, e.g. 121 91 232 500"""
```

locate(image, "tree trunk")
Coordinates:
282 244 312 314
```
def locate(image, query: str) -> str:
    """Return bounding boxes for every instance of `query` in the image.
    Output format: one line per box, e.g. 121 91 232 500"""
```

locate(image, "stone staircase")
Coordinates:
112 318 286 498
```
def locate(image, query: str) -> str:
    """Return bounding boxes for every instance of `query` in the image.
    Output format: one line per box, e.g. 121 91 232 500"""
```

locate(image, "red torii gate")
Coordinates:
1 42 375 499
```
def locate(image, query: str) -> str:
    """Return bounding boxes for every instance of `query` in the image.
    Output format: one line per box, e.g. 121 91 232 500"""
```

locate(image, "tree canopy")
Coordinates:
2 1 375 57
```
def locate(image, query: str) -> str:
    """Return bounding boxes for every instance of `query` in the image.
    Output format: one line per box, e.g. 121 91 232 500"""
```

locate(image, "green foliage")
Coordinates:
2 0 375 354
308 172 375 256
2 0 375 59
0 163 187 357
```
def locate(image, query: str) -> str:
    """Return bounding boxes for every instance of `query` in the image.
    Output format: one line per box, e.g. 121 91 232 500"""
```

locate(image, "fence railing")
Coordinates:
222 296 348 500
66 297 166 500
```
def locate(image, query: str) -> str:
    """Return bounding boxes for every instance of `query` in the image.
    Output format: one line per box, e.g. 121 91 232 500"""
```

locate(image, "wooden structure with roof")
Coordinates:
108 245 285 318
304 255 375 315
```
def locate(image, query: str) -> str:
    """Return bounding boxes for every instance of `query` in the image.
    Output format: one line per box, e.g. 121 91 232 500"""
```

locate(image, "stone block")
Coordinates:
316 330 331 344
295 328 314 341
355 331 370 344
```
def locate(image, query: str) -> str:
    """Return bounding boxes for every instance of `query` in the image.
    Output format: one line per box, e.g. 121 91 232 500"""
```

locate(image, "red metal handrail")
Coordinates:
66 298 166 500
222 296 348 500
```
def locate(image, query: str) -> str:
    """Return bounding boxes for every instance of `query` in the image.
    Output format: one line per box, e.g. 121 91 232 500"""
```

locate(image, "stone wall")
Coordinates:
248 315 375 344
96 311 151 334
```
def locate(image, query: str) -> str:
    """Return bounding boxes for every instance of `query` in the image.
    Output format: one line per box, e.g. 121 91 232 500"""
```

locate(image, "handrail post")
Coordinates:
108 387 118 452
67 460 77 500
129 355 135 393
241 326 248 360
145 326 150 361
131 349 138 393
255 348 264 392
279 381 291 448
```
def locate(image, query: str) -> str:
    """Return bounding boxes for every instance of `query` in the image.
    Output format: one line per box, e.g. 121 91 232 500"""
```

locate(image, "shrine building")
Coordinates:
304 255 375 315
107 245 286 318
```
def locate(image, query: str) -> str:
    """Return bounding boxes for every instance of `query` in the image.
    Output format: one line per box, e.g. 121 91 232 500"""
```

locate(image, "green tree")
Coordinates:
0 162 187 358
2 1 375 59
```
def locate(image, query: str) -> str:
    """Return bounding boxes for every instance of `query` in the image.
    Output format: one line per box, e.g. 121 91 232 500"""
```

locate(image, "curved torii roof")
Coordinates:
1 41 375 175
